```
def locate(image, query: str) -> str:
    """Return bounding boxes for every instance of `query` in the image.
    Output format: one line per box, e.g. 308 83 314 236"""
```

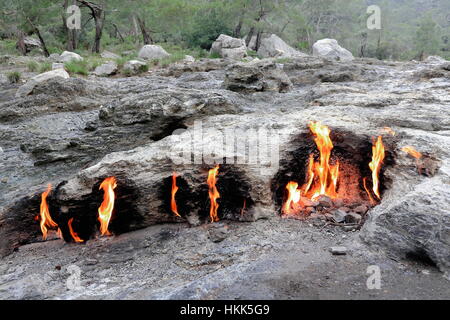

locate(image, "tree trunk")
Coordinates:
136 16 152 45
233 19 243 38
113 23 124 42
16 31 27 56
26 17 50 57
246 27 255 47
63 0 78 51
255 30 263 51
77 1 105 53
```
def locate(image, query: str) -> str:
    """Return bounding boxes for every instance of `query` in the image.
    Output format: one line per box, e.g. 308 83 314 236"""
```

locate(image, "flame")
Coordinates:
363 177 376 205
304 121 339 200
368 136 385 199
39 184 58 240
240 199 247 216
68 218 84 243
171 173 181 217
283 181 301 215
401 146 422 159
57 228 63 239
98 176 117 236
207 165 220 222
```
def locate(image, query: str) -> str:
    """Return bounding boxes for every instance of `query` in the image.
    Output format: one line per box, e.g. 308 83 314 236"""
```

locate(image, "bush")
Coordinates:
64 60 89 75
27 60 39 72
38 62 52 73
183 8 232 50
6 71 21 83
209 52 221 59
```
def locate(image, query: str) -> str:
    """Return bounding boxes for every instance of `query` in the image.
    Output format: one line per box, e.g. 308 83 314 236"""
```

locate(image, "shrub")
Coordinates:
64 60 89 75
6 71 21 83
27 60 39 72
209 52 221 59
38 62 52 73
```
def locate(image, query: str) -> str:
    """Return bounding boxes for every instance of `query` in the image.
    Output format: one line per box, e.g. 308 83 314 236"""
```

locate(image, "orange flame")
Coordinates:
283 181 301 215
368 136 385 199
304 121 339 200
401 146 422 159
98 176 117 236
68 218 84 243
39 184 58 240
171 173 181 217
207 165 220 222
363 177 376 206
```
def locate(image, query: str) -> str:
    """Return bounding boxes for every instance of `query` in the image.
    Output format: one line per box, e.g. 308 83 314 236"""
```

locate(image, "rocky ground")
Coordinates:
0 52 449 299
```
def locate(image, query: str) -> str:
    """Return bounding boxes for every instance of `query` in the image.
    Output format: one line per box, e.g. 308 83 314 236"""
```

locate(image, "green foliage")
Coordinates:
64 60 89 76
6 71 21 83
415 13 440 58
183 5 233 49
27 60 39 72
0 39 17 55
38 61 51 73
209 52 221 59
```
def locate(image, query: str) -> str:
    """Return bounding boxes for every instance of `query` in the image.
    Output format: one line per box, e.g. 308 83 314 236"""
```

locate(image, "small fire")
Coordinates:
39 184 58 240
207 165 220 222
283 181 301 215
171 173 181 217
368 136 385 199
68 218 84 243
401 146 422 159
304 121 339 200
98 176 117 236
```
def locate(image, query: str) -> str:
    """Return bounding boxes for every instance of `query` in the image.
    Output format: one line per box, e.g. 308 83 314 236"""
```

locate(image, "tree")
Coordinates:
415 13 439 60
77 0 105 53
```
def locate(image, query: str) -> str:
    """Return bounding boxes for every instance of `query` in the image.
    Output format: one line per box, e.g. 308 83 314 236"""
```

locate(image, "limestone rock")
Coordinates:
257 34 307 59
210 34 247 60
93 62 118 77
313 39 354 62
223 59 292 93
138 45 170 60
59 51 83 63
15 69 70 97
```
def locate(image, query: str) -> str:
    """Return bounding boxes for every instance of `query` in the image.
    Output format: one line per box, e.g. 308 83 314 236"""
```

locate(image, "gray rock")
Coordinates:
210 34 247 60
51 63 64 70
223 59 292 93
15 69 70 97
59 51 83 63
183 55 195 63
317 195 333 208
17 37 42 54
123 60 147 75
330 246 347 255
361 178 450 274
93 62 118 77
313 39 354 62
101 51 120 60
257 34 307 59
333 209 347 223
345 212 362 224
48 53 60 61
138 45 170 60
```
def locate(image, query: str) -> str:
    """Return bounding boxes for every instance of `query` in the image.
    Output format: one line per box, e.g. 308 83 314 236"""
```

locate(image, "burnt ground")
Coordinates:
0 217 448 300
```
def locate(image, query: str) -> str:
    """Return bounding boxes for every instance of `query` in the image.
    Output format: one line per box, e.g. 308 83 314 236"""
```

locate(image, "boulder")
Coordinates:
101 51 120 60
312 39 354 62
15 69 70 97
123 60 147 75
138 45 170 60
48 53 60 61
51 63 64 70
223 59 292 93
361 177 450 274
93 62 118 77
16 37 42 54
210 34 247 60
257 34 306 59
59 51 83 63
183 55 195 63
